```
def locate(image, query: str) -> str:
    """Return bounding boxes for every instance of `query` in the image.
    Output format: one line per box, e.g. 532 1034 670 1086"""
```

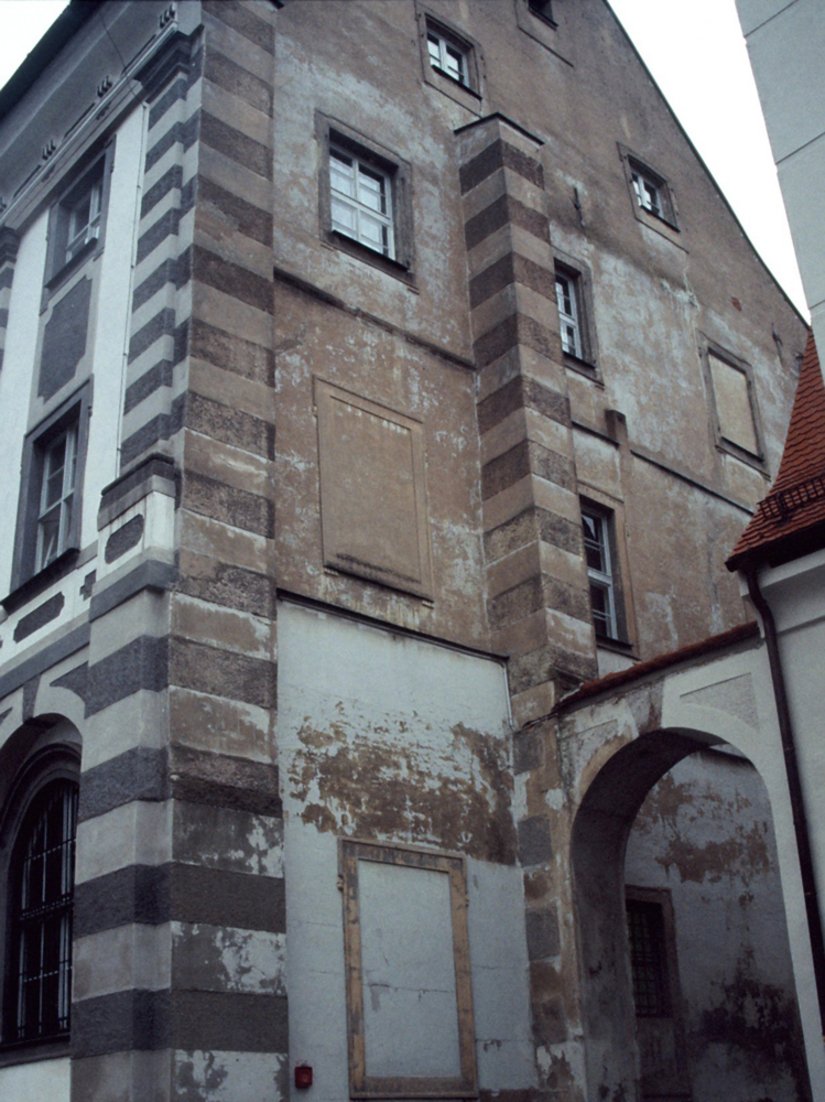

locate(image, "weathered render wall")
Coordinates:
626 750 808 1100
277 600 534 1101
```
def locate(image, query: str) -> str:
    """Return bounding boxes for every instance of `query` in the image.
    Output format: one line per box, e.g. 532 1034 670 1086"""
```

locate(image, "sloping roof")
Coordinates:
728 332 825 570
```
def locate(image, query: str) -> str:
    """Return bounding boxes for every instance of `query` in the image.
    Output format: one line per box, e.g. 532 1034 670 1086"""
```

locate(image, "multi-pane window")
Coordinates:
631 168 663 219
35 421 78 572
64 175 103 265
555 270 583 358
330 146 395 259
582 506 619 640
426 26 470 86
8 781 78 1042
626 898 671 1018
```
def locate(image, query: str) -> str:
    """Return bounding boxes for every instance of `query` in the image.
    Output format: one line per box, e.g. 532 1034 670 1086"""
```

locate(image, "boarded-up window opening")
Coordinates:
340 839 477 1098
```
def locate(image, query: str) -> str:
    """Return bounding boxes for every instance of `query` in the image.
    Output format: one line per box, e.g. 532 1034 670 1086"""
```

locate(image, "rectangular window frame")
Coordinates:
417 6 483 110
44 144 113 298
580 497 631 648
554 253 599 374
340 838 477 1099
7 382 92 601
318 115 414 280
618 145 680 237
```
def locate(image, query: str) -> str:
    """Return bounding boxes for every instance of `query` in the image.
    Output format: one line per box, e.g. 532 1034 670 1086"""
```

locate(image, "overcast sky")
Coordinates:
0 0 807 316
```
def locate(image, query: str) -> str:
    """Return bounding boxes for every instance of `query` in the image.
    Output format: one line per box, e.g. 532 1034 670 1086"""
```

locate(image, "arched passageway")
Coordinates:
571 728 810 1102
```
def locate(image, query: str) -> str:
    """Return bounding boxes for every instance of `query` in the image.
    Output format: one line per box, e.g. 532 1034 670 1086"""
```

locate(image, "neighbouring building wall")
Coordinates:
738 0 825 355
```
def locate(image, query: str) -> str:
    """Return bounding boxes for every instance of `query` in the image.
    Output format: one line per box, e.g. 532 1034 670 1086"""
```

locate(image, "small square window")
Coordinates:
426 24 471 87
619 147 679 232
703 341 764 466
631 168 663 219
319 116 413 277
330 146 395 258
581 503 625 642
528 0 556 24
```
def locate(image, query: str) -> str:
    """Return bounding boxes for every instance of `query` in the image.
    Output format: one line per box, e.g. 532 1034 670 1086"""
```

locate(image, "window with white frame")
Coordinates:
582 505 620 640
555 269 583 359
330 145 395 259
426 24 471 87
35 422 78 572
64 174 103 265
8 384 90 596
46 154 108 286
5 779 78 1043
631 168 664 219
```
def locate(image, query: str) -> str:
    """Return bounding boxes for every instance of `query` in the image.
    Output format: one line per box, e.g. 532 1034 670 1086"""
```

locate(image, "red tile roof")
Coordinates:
728 332 825 569
554 621 761 712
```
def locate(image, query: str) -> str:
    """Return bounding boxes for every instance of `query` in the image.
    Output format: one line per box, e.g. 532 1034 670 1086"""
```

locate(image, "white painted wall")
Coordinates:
0 209 49 590
277 601 534 1101
0 1055 70 1102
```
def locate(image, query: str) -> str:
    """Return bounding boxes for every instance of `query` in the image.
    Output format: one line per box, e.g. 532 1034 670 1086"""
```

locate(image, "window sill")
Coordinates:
42 235 100 309
596 633 635 657
716 439 768 476
327 230 416 286
2 547 79 614
563 352 603 384
0 1034 70 1067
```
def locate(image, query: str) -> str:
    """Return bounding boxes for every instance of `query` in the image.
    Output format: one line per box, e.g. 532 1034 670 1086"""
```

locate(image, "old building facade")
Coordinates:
0 1 815 1100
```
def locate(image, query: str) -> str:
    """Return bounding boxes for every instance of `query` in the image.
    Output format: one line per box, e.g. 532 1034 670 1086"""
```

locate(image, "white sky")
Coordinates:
0 0 807 315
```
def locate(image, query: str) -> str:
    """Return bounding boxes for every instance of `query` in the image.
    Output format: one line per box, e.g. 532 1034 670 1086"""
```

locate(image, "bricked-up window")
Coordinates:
6 780 78 1042
626 898 670 1017
705 344 764 465
582 504 622 641
340 840 476 1098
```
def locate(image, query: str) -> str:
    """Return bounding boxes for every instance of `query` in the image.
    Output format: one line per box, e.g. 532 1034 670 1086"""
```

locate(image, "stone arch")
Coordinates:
570 727 717 1101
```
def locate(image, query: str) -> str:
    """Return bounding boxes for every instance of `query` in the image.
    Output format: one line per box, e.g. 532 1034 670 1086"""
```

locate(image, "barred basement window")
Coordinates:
6 780 78 1042
626 897 670 1017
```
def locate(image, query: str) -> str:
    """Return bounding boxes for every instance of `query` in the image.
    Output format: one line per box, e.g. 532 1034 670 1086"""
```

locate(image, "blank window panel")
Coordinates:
316 380 433 598
360 861 460 1079
709 352 760 456
341 841 476 1098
